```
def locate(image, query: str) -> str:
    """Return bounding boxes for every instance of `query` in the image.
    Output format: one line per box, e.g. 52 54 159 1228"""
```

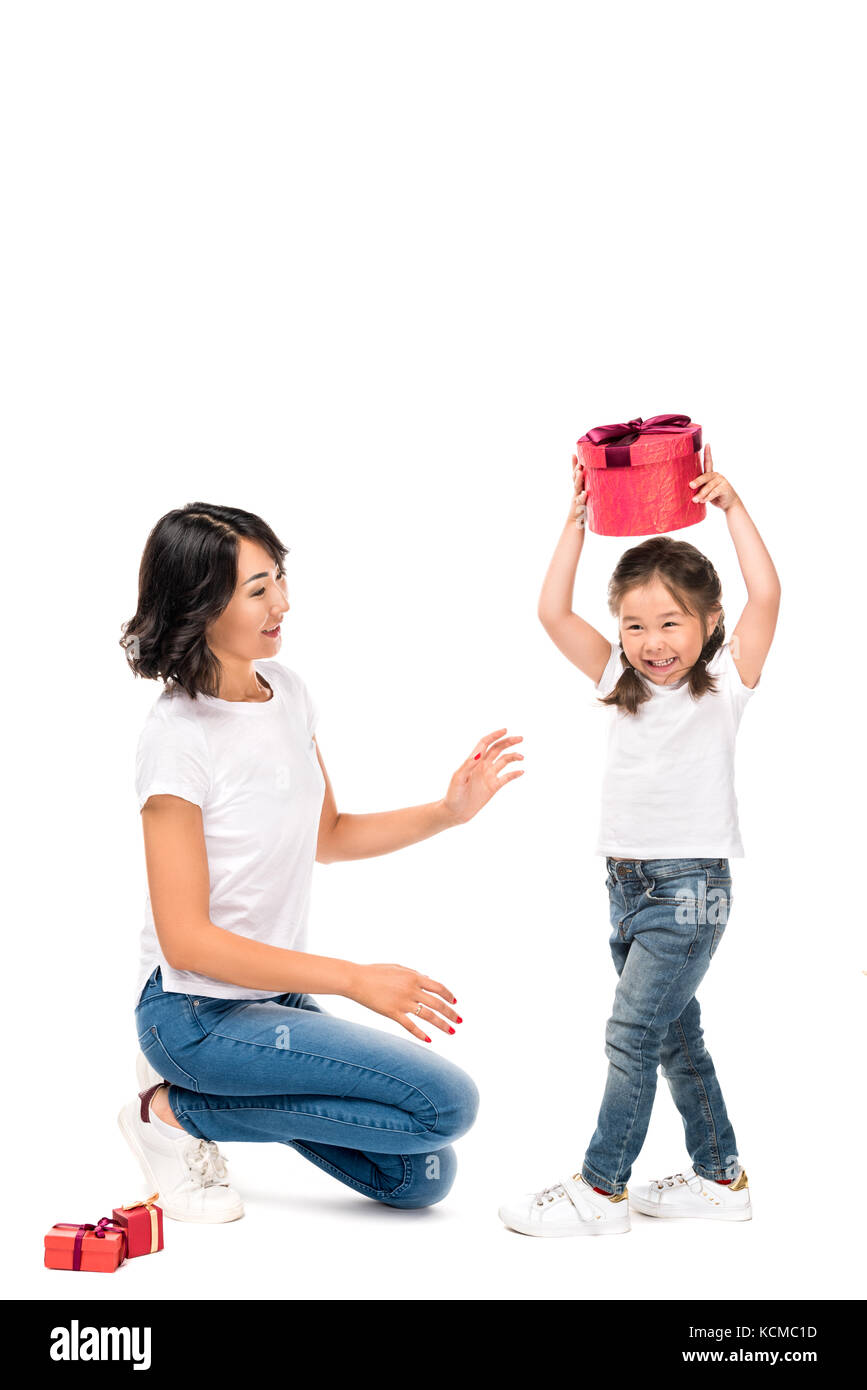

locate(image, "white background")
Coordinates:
4 1 863 1301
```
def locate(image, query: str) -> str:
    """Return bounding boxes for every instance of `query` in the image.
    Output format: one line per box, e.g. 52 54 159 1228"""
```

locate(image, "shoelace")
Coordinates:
653 1170 698 1190
182 1138 230 1187
534 1181 566 1206
533 1177 597 1222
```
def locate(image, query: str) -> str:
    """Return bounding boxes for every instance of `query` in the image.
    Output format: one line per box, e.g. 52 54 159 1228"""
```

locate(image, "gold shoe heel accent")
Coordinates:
609 1188 629 1202
731 1169 749 1191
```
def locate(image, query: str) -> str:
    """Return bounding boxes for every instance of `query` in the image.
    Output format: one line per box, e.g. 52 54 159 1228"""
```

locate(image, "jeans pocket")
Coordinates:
706 871 732 958
643 868 705 905
137 1024 200 1092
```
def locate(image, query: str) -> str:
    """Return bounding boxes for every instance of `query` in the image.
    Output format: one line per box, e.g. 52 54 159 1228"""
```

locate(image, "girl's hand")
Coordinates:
442 728 524 826
348 962 460 1042
572 453 588 529
689 445 742 512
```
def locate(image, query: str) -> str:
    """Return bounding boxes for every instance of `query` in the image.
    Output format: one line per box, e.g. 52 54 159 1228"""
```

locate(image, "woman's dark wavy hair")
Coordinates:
597 535 725 715
119 502 289 699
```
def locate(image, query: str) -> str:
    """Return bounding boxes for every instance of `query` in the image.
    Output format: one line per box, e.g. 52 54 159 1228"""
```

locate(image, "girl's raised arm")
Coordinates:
691 446 781 690
538 455 611 685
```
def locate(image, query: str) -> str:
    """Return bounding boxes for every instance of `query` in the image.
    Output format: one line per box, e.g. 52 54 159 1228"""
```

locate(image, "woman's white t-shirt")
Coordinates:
133 659 325 1006
593 640 759 859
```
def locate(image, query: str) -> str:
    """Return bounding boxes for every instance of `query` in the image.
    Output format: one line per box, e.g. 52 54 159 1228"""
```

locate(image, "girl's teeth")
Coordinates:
648 657 675 667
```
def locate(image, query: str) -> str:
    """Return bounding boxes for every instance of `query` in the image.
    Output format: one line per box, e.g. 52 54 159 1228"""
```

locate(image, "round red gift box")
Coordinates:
576 414 705 537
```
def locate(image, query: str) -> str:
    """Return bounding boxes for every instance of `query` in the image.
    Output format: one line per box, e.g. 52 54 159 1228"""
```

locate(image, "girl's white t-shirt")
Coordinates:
133 659 325 1006
593 640 759 859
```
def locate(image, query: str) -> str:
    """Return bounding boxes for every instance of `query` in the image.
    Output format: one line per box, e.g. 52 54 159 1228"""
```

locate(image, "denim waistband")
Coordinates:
607 857 729 879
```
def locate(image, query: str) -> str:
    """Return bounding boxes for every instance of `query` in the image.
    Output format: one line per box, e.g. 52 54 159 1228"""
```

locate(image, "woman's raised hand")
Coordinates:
572 453 588 529
347 962 460 1043
442 728 524 826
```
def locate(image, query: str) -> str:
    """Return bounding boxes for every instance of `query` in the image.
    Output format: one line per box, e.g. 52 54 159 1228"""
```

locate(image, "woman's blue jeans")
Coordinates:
135 967 480 1209
581 858 740 1197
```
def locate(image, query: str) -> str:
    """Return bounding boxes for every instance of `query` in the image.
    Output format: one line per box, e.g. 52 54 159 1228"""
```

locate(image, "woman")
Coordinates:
119 501 524 1222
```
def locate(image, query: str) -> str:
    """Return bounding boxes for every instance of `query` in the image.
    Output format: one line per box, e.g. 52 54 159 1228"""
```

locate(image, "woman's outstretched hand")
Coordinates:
689 444 742 512
348 962 460 1043
442 728 524 826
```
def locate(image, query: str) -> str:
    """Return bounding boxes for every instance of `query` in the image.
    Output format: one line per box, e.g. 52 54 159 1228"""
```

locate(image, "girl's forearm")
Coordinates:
324 802 459 863
538 508 585 621
173 921 359 996
725 499 782 599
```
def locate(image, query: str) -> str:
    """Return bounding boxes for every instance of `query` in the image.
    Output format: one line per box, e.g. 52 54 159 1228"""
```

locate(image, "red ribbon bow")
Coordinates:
580 413 694 447
53 1217 128 1270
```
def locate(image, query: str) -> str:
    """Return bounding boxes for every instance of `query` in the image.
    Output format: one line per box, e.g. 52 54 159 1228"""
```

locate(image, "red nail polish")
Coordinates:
456 1016 463 1023
474 754 480 760
424 1036 431 1043
448 1027 455 1034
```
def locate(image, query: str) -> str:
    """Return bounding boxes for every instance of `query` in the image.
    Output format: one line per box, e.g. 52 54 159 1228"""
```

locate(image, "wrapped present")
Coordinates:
576 413 704 536
44 1217 128 1272
111 1192 164 1258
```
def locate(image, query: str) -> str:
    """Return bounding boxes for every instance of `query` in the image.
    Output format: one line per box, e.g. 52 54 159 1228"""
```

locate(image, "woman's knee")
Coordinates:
426 1067 480 1144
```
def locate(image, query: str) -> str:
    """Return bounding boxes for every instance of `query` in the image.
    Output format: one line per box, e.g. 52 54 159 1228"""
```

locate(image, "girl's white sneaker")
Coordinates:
499 1172 631 1237
118 1083 244 1224
629 1166 752 1220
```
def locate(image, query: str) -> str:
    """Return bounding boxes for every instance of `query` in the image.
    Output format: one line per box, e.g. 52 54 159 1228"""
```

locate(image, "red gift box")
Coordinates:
576 413 705 537
111 1192 164 1257
44 1217 128 1272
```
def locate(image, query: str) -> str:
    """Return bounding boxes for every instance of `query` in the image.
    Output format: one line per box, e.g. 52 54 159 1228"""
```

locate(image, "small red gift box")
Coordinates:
44 1217 128 1272
111 1193 164 1258
576 413 704 536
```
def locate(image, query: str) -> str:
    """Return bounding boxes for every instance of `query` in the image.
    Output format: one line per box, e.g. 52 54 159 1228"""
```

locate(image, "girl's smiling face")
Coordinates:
618 579 720 686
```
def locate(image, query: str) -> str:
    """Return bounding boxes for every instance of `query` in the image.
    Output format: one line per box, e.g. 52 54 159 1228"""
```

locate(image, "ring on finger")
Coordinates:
415 1003 422 1016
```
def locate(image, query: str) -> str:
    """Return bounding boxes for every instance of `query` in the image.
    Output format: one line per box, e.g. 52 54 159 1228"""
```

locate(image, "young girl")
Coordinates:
118 501 524 1222
499 444 780 1237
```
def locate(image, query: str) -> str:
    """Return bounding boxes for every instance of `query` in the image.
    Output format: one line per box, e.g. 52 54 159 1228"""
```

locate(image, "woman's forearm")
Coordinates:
538 508 586 622
324 800 459 863
172 921 358 996
725 498 782 599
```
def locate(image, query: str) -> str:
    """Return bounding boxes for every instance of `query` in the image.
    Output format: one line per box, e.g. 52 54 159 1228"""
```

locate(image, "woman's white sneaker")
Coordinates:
117 1083 244 1224
629 1166 752 1220
499 1172 631 1237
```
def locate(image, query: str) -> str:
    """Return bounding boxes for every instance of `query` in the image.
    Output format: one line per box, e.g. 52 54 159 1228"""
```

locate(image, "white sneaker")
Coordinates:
629 1166 752 1221
499 1172 631 1237
118 1083 244 1224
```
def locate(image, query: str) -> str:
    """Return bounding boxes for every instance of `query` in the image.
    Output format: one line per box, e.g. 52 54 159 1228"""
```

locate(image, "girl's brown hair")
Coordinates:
598 535 725 715
120 501 289 700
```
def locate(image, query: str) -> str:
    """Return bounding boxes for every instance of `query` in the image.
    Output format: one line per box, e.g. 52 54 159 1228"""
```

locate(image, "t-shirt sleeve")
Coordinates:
708 640 760 713
135 714 211 812
299 675 319 739
594 641 624 697
282 666 319 740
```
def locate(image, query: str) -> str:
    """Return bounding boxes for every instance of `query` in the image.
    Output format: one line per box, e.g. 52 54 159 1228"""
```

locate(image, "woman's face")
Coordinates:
618 579 719 686
205 537 290 661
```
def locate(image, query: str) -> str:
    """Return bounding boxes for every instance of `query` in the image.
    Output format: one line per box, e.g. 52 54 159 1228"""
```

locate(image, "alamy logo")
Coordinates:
673 883 729 926
49 1320 152 1370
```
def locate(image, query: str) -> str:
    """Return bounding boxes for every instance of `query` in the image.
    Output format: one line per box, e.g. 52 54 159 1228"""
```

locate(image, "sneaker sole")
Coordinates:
498 1210 632 1237
117 1105 245 1224
629 1194 752 1221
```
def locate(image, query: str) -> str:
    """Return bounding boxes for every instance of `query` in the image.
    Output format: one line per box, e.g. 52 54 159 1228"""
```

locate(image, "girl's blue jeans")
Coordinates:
135 967 480 1209
581 857 740 1196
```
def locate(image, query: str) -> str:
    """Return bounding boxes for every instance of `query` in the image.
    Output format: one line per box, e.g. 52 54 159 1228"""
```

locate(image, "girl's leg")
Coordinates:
136 985 479 1209
581 859 735 1195
658 995 739 1182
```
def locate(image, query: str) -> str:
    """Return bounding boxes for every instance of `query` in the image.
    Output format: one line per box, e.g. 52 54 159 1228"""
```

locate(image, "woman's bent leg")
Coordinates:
136 986 478 1208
